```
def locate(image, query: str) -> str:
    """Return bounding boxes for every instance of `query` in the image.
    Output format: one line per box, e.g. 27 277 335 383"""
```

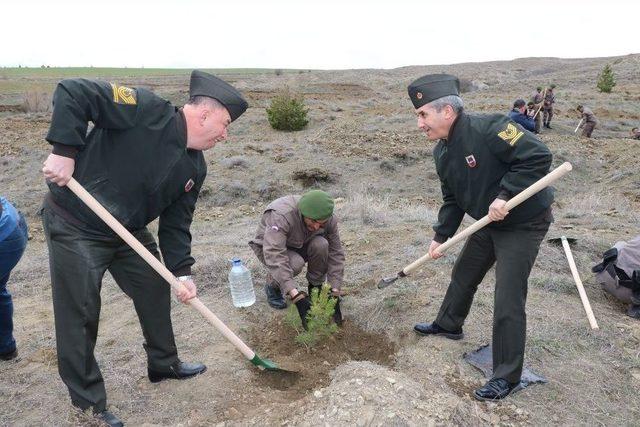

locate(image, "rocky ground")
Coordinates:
1 55 639 426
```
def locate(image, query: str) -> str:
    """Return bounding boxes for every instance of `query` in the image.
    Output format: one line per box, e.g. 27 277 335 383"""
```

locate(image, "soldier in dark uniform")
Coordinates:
407 74 554 401
41 70 247 426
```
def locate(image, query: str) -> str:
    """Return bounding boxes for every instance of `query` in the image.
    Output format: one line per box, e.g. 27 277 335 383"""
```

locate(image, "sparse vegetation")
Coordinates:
21 90 51 113
266 88 309 131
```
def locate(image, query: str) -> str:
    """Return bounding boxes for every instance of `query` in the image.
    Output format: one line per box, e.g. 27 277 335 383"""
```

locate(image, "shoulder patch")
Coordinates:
110 83 137 105
497 123 524 146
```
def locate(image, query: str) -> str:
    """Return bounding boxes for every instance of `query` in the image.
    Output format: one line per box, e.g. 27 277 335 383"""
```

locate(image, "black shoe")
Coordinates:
473 378 522 401
95 410 124 427
628 304 640 319
148 361 207 383
547 124 553 129
0 348 17 361
414 322 463 340
264 283 287 309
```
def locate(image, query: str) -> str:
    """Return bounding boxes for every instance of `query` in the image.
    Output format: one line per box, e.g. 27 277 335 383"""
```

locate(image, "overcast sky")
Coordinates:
3 0 638 69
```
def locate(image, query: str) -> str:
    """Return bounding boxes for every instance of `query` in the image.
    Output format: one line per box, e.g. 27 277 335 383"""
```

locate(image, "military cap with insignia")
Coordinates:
407 74 460 109
189 70 248 121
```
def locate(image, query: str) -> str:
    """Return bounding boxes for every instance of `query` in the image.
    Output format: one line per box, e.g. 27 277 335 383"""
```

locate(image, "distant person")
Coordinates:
41 71 247 426
543 84 556 129
0 197 28 361
530 87 544 133
576 105 597 138
249 190 345 329
631 127 640 140
407 74 554 401
508 99 536 132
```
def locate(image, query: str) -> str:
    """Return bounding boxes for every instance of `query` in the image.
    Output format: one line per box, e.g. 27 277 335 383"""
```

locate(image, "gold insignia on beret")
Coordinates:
110 83 137 105
416 92 423 100
497 123 524 146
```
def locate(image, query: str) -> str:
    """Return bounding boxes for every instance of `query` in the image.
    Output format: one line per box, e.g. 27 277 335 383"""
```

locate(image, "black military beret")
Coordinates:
189 70 248 121
407 74 460 109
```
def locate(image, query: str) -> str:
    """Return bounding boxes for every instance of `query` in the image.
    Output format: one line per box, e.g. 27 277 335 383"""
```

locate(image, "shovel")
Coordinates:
574 118 583 134
66 178 296 374
378 162 573 289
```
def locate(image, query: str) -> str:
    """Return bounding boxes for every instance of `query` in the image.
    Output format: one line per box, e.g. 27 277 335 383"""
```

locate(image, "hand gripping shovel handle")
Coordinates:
560 236 599 330
402 162 573 277
65 178 268 367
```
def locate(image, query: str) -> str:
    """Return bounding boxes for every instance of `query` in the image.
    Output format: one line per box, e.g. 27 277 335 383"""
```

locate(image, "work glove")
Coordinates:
292 292 311 330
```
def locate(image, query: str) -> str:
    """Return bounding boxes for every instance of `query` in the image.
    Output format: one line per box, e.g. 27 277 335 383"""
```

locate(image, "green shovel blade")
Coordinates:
250 354 280 371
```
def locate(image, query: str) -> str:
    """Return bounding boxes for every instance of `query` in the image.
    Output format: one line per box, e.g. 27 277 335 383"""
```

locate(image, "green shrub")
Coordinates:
597 64 616 93
284 284 338 347
267 88 309 131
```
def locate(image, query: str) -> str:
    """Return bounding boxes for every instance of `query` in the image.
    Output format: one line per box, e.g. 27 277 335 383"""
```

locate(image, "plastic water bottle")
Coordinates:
228 258 256 308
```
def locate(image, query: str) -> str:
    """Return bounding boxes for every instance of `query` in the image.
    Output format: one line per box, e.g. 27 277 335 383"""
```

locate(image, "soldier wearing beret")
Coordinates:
543 84 556 129
407 74 554 401
530 87 544 134
249 190 346 329
41 70 247 425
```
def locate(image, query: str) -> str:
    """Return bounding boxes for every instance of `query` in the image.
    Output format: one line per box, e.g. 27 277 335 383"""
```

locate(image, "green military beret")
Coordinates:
407 74 460 109
298 190 334 221
189 70 248 122
536 86 543 91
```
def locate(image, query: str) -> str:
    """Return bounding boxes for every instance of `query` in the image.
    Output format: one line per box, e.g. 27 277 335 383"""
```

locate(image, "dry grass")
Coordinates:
20 90 51 113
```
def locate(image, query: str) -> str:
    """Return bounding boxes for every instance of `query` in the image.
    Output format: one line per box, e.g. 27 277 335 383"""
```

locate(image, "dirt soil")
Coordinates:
1 55 640 426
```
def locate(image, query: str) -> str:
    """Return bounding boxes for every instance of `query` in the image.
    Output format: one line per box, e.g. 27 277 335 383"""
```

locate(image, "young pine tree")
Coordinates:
597 64 616 93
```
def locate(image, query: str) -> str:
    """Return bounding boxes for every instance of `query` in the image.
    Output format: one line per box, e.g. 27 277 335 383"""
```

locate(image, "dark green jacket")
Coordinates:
432 112 553 242
45 79 206 275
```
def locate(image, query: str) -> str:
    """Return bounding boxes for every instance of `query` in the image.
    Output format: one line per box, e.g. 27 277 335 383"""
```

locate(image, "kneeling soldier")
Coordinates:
249 190 345 328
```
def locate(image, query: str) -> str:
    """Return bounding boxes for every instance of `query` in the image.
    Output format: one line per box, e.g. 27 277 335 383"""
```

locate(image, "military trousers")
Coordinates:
582 122 596 138
543 107 554 125
250 236 330 293
435 223 549 383
42 203 178 412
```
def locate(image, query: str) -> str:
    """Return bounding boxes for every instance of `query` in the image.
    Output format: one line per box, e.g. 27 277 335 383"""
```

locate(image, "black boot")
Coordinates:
95 410 124 427
627 304 640 319
547 123 553 129
148 360 207 383
473 378 522 401
264 283 287 309
414 322 463 340
0 348 17 361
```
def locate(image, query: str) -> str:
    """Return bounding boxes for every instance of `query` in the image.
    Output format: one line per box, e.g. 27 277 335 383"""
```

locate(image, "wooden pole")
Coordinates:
560 236 599 330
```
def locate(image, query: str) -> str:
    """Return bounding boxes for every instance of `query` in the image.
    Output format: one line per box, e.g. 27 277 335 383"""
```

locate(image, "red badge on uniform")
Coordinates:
465 155 477 168
184 178 195 192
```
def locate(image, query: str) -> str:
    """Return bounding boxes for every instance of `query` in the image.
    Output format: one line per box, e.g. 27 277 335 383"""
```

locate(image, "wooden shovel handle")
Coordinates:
402 162 573 275
66 178 256 360
560 236 599 330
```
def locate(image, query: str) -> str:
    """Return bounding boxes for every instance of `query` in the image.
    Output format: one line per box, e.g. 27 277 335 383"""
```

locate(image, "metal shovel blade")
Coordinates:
377 275 399 289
